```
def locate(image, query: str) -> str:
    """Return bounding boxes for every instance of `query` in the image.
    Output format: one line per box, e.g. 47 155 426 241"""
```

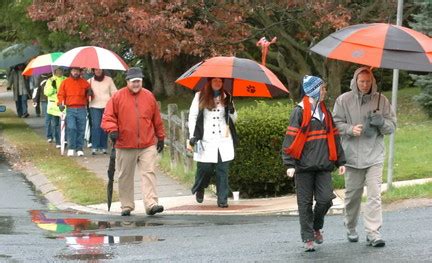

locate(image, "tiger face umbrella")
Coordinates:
310 23 432 72
175 56 288 97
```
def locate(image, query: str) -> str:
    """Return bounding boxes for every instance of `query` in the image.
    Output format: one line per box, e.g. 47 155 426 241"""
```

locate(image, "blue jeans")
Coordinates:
66 107 87 150
15 95 28 117
89 108 108 150
46 114 60 144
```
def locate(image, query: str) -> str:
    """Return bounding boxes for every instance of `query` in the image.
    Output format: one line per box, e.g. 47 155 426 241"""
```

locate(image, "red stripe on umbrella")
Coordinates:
70 47 100 69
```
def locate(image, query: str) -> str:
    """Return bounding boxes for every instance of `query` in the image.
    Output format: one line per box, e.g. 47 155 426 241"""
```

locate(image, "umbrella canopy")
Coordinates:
0 44 39 69
38 223 74 233
22 52 63 76
53 46 128 71
176 56 288 97
310 23 432 72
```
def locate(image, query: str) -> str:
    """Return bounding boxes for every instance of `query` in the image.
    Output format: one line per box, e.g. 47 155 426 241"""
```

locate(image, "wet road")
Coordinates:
1 158 432 262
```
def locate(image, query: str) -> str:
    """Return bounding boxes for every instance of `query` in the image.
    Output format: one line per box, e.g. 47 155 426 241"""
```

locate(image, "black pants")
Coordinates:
191 153 230 205
295 171 335 242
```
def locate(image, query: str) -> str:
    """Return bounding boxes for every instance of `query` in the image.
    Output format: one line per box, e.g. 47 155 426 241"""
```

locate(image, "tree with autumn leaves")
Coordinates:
25 0 413 99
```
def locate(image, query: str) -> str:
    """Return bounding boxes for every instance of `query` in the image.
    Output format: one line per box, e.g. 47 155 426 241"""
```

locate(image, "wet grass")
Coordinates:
0 110 110 205
382 181 432 203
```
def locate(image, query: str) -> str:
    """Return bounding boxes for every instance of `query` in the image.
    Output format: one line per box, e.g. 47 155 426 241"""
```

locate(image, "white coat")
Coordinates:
188 92 237 163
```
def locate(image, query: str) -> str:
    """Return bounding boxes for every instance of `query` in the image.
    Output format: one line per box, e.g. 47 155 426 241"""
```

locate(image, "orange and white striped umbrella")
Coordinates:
311 23 432 72
53 46 128 70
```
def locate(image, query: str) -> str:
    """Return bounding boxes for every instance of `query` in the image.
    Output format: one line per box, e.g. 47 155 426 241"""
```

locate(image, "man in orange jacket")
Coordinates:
57 67 90 157
101 67 165 216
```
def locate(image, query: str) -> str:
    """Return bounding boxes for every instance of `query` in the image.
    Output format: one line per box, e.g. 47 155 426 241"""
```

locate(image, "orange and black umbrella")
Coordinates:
176 56 288 97
310 23 432 72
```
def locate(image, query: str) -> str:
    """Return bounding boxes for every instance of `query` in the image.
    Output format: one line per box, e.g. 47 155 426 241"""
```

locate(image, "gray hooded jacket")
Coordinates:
332 67 396 169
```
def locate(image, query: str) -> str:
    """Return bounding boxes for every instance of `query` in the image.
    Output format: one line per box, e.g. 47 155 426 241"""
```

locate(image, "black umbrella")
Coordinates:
107 141 116 211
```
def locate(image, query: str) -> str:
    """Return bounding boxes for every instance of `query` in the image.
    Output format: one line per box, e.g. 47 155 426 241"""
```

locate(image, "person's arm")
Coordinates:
152 96 165 141
101 96 118 133
57 80 66 105
281 107 302 168
109 77 117 96
188 92 200 139
378 95 396 135
332 96 355 136
44 79 55 97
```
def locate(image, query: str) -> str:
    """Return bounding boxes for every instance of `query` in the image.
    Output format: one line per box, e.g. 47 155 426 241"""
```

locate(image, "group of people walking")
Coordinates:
282 67 396 251
8 64 396 252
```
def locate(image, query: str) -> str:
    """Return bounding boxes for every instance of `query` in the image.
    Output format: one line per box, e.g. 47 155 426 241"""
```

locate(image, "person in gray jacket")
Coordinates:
333 67 396 247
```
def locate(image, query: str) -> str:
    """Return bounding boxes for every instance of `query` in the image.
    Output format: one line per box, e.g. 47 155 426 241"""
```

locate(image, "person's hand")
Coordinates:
339 166 346 175
157 140 164 153
352 124 363 136
189 137 198 147
227 101 235 114
369 112 384 127
86 88 94 97
109 131 119 142
58 105 65 112
286 168 295 178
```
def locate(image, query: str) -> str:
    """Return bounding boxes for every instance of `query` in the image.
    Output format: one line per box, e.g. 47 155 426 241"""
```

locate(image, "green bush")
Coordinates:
229 101 295 198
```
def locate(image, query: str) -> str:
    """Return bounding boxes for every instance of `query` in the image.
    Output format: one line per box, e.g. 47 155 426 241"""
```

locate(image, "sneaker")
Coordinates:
366 236 385 247
314 229 323 244
147 205 164 215
101 149 107 154
347 230 359 243
87 143 92 148
304 240 315 252
196 189 204 203
55 145 61 149
92 149 97 155
21 113 29 118
77 150 84 156
121 209 132 216
67 149 74 156
217 203 229 208
47 138 53 143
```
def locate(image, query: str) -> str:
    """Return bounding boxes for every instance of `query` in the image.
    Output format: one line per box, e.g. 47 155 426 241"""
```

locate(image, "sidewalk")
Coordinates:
1 87 431 216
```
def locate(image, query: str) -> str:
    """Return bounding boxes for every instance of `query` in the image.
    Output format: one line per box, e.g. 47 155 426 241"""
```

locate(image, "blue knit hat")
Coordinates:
302 75 323 99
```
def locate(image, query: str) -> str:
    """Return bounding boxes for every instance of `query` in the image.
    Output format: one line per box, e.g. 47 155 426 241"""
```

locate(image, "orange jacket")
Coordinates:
57 77 90 108
101 87 165 149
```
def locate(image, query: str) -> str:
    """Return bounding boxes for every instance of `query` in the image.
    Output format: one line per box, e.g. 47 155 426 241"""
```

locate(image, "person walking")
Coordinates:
7 64 31 118
333 67 396 247
45 68 66 148
88 69 117 155
57 67 90 157
282 75 346 252
101 67 165 216
187 77 238 208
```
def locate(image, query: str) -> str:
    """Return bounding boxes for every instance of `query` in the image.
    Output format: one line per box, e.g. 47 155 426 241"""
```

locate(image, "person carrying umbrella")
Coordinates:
332 67 396 247
282 75 346 252
188 77 238 208
57 67 91 157
44 68 66 147
101 67 165 216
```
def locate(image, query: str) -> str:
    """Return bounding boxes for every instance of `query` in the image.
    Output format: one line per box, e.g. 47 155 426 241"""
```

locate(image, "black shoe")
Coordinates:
147 205 164 215
218 203 229 208
22 113 29 118
121 209 131 216
196 190 204 203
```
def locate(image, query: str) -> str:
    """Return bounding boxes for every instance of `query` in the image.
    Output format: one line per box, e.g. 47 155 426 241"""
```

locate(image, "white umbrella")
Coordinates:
53 46 128 70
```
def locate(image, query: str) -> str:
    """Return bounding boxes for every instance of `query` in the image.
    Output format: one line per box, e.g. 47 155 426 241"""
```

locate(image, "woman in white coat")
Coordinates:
188 78 238 208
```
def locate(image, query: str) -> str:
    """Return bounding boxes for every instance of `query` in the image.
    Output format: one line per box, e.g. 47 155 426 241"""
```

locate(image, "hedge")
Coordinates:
229 101 295 198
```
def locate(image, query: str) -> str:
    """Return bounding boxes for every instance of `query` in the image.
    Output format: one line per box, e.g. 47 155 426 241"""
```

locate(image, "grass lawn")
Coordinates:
382 181 432 203
0 110 110 205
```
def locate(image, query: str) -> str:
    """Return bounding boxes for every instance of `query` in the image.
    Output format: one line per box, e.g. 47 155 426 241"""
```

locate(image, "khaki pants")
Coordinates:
116 145 158 213
344 163 383 238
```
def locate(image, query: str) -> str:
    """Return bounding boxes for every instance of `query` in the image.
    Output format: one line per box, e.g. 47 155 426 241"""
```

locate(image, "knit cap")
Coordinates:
302 75 323 99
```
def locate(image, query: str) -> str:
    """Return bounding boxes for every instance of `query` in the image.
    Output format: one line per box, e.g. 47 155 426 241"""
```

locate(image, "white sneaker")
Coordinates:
77 150 84 156
67 149 74 156
55 145 61 149
47 138 52 143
